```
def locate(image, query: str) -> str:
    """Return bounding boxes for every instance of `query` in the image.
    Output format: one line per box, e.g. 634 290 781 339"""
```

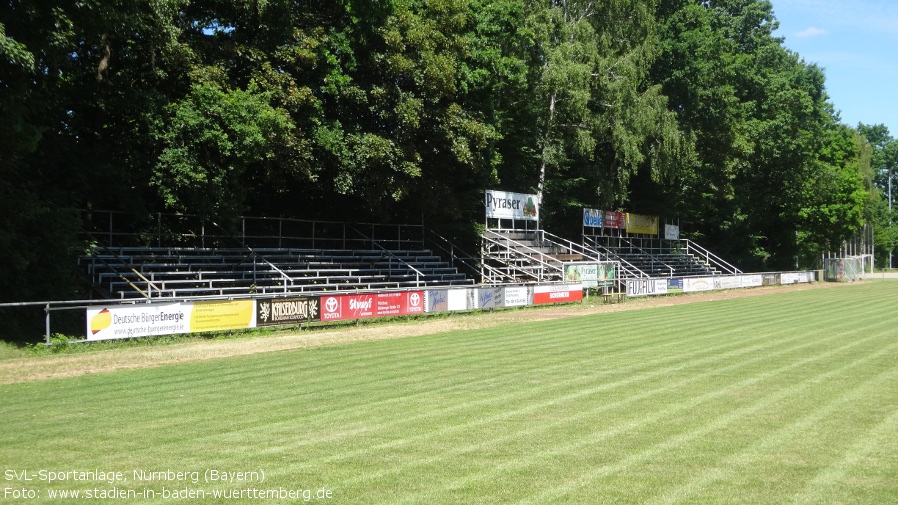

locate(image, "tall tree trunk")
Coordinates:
537 91 557 207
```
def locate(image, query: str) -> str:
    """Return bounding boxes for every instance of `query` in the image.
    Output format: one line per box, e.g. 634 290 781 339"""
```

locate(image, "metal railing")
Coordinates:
350 227 424 287
682 239 742 275
582 236 649 278
422 228 481 281
480 230 565 283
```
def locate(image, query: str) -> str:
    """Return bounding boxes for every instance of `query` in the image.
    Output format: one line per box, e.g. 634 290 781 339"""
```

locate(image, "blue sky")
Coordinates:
771 0 898 138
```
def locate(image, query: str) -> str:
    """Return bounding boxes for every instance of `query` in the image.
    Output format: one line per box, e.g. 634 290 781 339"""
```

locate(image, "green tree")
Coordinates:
513 0 692 233
151 82 309 223
858 123 898 267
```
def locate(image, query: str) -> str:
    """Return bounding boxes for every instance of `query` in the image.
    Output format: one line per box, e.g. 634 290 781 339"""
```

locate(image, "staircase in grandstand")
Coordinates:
583 235 740 278
479 229 600 284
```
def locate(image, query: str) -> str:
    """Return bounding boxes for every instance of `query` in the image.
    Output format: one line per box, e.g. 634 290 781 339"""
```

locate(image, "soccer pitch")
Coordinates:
2 281 897 504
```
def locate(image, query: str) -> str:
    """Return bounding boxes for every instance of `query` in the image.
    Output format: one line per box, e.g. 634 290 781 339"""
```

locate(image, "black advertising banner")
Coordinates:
257 296 321 326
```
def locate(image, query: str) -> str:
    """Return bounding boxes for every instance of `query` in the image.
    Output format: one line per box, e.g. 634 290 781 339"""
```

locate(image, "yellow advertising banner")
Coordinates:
189 300 255 332
625 213 659 235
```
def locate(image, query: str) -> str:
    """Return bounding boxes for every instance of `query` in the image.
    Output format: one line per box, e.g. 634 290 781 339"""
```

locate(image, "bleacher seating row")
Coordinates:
81 246 474 299
481 230 727 283
609 252 718 278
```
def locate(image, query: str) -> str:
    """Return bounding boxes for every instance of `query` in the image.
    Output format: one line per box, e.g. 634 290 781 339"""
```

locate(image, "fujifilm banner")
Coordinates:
626 278 669 297
485 190 539 221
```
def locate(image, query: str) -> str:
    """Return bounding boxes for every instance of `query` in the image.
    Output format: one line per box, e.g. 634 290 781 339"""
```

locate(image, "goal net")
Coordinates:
824 256 864 282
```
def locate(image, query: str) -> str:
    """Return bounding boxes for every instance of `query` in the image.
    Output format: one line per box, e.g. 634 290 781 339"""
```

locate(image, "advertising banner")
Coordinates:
763 273 778 286
714 276 741 290
190 300 256 333
564 262 617 288
564 263 597 286
475 287 504 309
533 284 583 304
256 296 320 326
741 275 763 288
683 277 714 292
626 278 669 297
448 289 470 311
664 224 680 240
667 278 684 294
583 208 603 228
87 300 256 340
626 213 659 235
426 288 471 312
503 286 532 307
485 190 538 221
604 211 625 229
598 263 617 287
87 302 190 341
425 289 449 312
320 291 425 321
781 273 800 284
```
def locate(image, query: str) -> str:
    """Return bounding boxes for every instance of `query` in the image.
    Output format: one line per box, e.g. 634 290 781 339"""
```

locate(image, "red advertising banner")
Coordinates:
603 211 625 229
533 284 584 305
319 291 425 322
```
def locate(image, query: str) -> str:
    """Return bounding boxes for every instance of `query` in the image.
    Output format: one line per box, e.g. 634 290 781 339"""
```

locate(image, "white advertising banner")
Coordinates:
425 289 450 312
714 276 741 290
626 279 669 297
485 190 538 221
781 273 799 284
741 275 763 287
447 289 470 311
86 300 256 341
683 277 715 292
503 286 532 307
664 224 680 240
87 303 188 340
475 287 504 309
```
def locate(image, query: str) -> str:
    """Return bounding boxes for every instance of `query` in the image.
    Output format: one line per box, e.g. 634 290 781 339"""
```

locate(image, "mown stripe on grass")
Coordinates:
644 355 898 504
380 317 896 504
512 319 898 504
224 302 842 462
791 406 898 504
0 282 895 504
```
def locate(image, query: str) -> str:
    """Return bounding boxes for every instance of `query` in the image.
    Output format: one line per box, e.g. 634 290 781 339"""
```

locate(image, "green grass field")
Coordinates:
2 281 897 504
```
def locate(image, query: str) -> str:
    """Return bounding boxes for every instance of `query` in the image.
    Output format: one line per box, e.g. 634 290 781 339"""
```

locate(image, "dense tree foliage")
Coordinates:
0 0 884 313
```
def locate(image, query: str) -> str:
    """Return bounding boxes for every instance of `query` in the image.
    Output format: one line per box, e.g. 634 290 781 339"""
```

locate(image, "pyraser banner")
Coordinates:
626 213 659 235
256 296 320 326
563 263 616 288
485 190 538 221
